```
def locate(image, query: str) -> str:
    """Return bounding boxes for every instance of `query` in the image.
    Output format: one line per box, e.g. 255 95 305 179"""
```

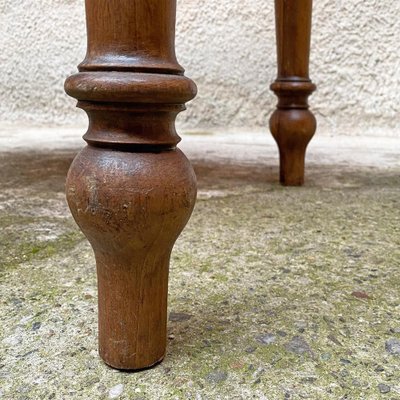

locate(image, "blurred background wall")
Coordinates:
0 0 399 136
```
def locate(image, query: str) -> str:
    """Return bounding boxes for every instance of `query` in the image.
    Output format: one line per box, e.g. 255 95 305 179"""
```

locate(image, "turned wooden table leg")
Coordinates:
270 0 317 186
64 0 197 370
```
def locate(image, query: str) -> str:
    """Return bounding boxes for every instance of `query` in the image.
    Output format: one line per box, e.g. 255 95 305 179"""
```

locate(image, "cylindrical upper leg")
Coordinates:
274 0 313 79
80 0 182 73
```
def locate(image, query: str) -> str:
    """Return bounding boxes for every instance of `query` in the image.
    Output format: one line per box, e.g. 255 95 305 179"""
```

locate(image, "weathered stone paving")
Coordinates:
1 131 399 399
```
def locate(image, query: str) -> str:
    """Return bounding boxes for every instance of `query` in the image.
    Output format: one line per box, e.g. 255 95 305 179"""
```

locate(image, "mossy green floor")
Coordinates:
0 143 400 400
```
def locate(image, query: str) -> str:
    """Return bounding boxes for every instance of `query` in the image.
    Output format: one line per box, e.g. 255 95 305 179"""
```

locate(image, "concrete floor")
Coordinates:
0 127 400 400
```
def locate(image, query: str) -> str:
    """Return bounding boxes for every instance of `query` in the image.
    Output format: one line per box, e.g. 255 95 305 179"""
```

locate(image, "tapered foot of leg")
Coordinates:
66 147 196 370
270 106 316 186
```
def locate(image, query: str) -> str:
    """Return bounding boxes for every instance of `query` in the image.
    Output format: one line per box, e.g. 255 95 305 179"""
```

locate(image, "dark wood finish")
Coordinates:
64 0 197 370
270 0 317 186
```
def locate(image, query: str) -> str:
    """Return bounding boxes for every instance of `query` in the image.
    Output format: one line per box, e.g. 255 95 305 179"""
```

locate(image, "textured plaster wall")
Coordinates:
0 0 399 135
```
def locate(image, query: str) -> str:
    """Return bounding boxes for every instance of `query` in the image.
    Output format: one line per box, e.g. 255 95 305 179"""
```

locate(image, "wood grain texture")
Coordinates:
270 0 317 186
64 0 197 370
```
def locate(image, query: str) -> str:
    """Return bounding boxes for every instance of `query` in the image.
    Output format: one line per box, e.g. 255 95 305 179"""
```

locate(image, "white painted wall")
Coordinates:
0 0 399 136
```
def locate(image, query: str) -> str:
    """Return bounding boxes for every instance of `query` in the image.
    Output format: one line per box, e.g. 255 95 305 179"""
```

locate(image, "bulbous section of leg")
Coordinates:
270 109 316 186
65 146 197 370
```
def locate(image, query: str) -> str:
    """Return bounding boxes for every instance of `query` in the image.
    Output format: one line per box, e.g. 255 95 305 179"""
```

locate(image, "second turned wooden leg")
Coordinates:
270 0 317 186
